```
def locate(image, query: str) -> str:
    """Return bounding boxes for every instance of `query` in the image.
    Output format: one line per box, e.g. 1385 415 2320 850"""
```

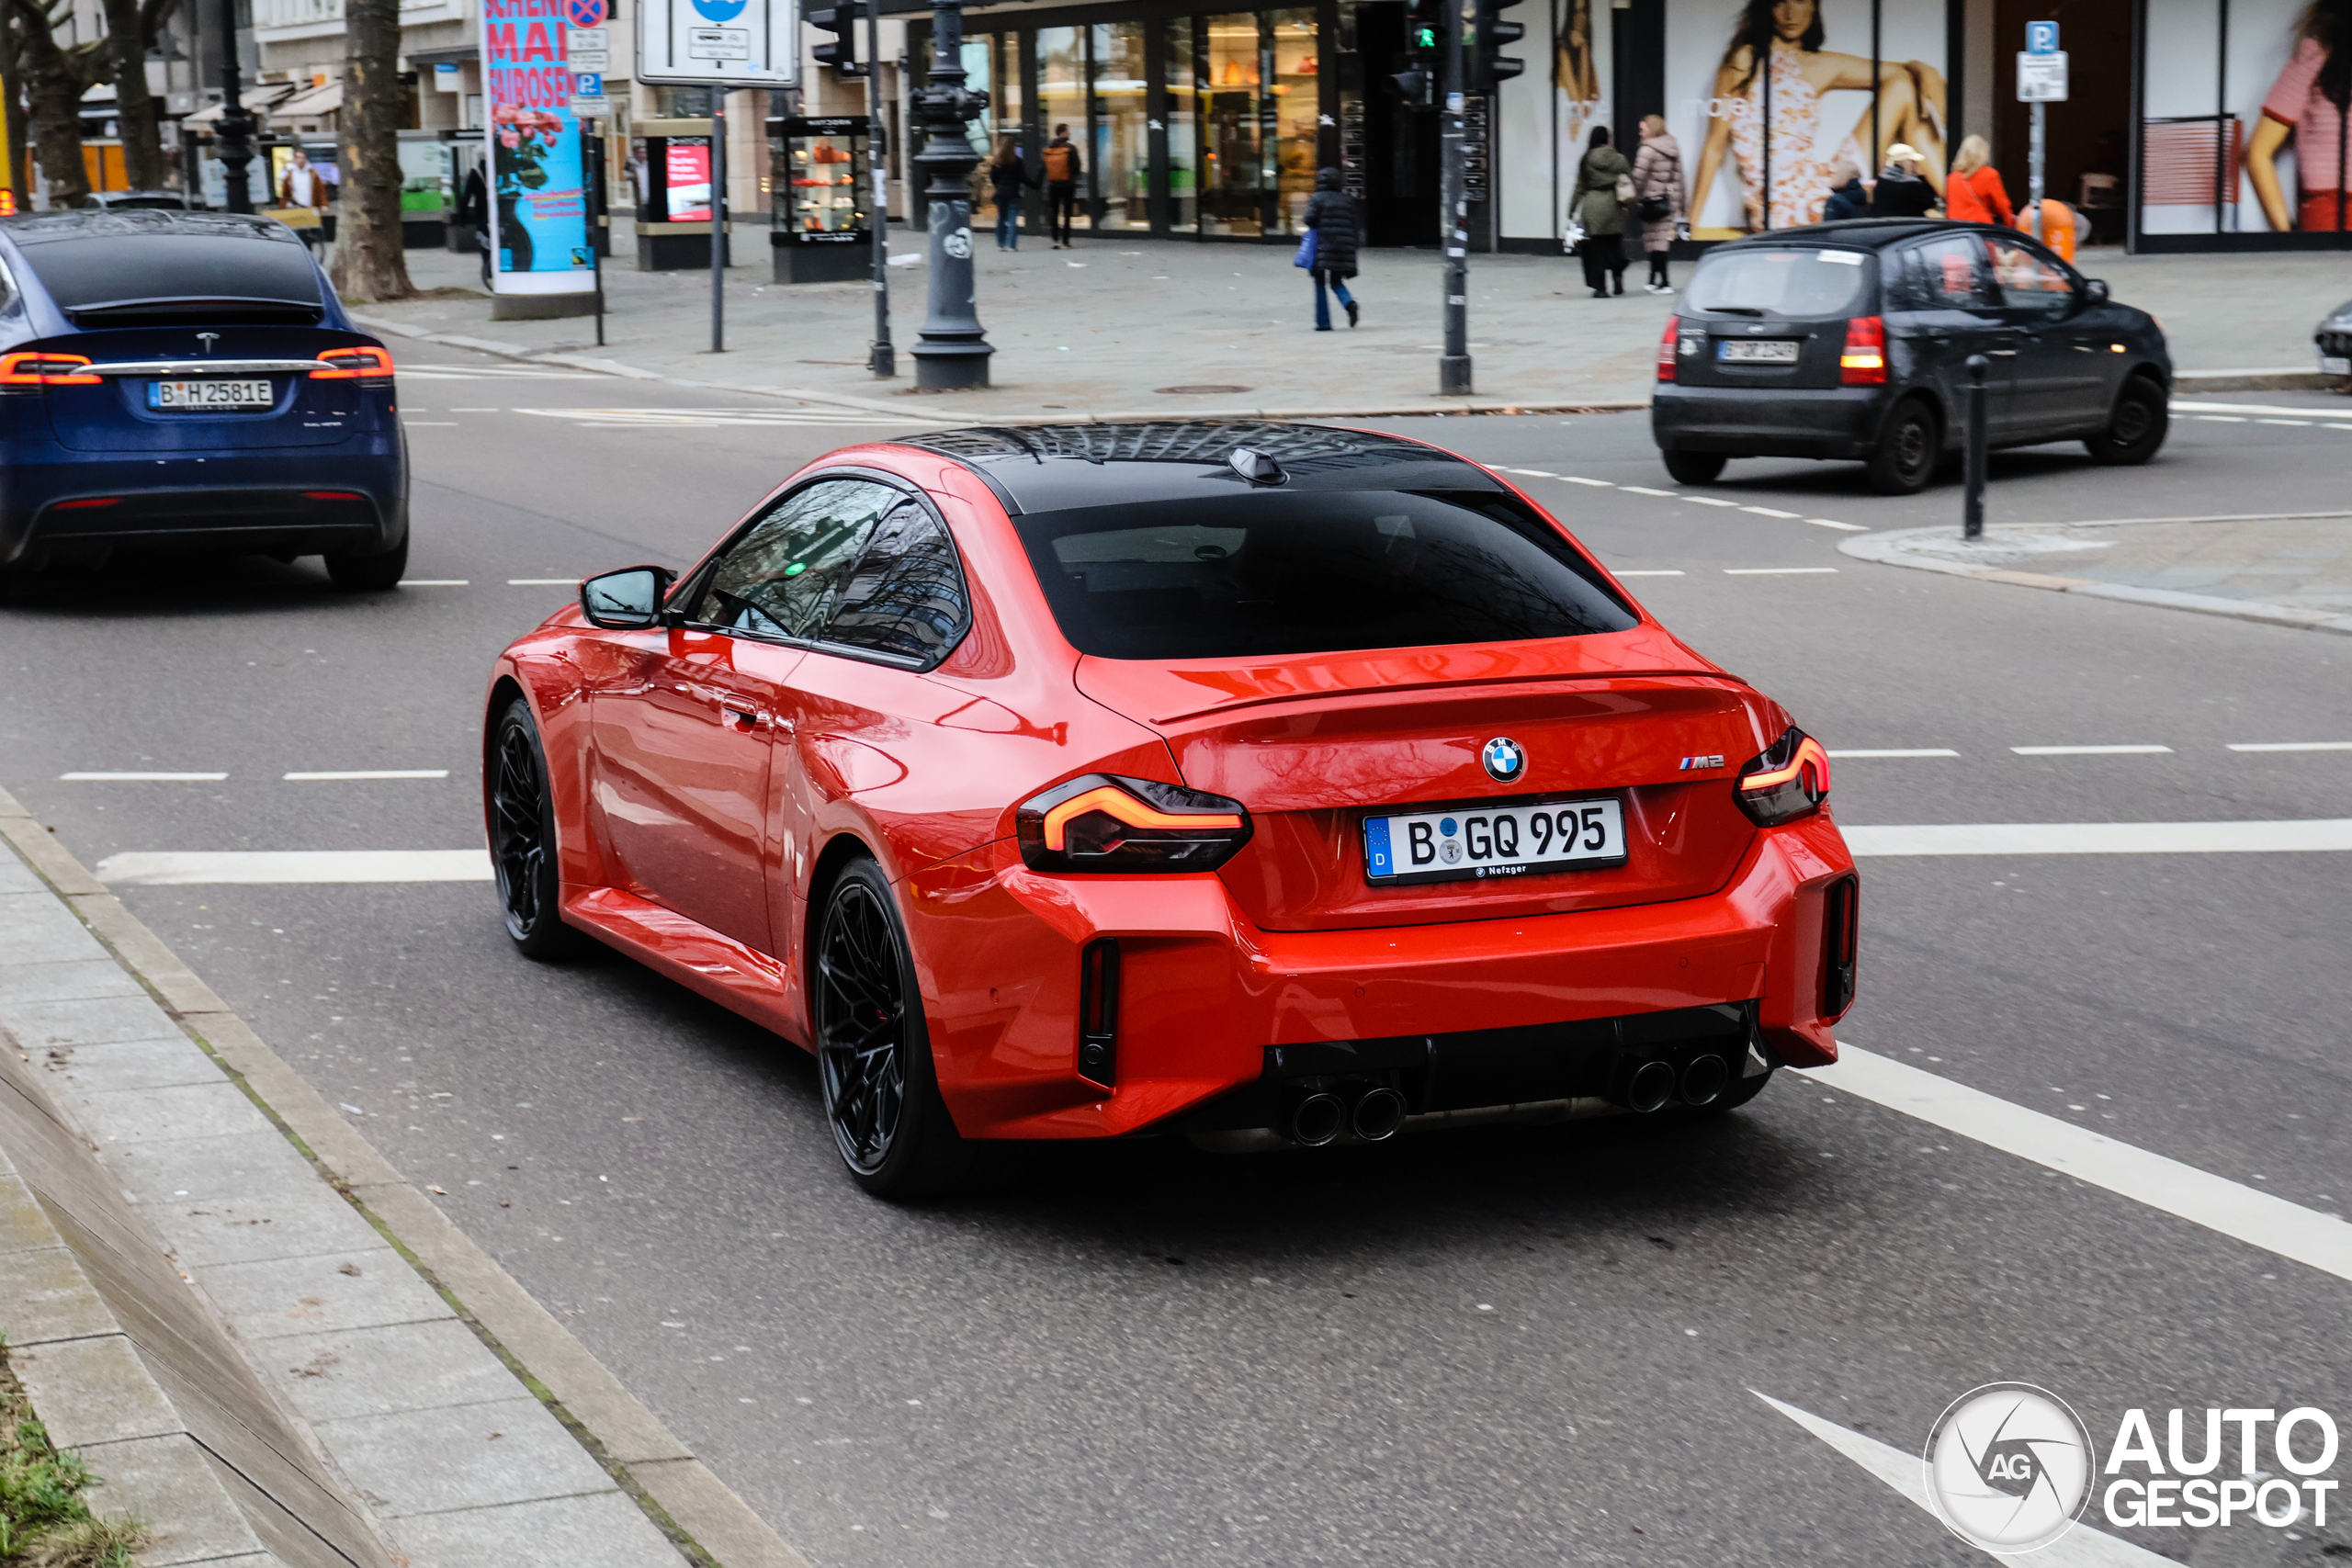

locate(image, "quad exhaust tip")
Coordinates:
1680 1054 1729 1109
1290 1091 1346 1147
1351 1086 1408 1143
1626 1059 1677 1114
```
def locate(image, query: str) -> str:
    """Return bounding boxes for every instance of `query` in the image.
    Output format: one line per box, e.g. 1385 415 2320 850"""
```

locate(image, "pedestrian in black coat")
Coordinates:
1302 166 1362 330
1821 160 1871 222
1870 144 1938 219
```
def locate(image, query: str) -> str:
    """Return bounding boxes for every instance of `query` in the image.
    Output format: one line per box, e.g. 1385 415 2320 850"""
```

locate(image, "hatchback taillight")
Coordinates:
1840 316 1887 385
1736 728 1831 827
310 345 395 381
0 352 99 389
1015 773 1252 874
1656 317 1679 383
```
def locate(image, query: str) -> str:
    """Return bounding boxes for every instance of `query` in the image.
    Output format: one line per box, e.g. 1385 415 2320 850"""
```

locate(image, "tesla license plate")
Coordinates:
148 379 273 411
1363 797 1626 886
1718 340 1801 364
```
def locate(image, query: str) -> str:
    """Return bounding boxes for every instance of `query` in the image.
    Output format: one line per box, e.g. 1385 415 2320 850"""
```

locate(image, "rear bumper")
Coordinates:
903 812 1857 1140
1652 385 1893 458
0 437 406 565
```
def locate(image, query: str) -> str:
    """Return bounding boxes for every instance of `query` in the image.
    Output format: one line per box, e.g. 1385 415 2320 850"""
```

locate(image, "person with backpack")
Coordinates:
1042 125 1082 248
1570 125 1632 298
1300 166 1362 330
1629 114 1687 294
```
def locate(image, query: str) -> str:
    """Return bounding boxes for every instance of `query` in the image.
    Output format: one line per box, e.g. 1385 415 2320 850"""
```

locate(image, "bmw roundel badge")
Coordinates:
1481 737 1526 784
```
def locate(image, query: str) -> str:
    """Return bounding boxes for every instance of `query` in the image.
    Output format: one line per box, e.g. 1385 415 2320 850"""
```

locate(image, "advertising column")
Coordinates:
481 0 600 317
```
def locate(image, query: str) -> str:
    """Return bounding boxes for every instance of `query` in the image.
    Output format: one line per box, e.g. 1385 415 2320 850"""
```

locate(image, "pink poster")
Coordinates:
666 140 712 222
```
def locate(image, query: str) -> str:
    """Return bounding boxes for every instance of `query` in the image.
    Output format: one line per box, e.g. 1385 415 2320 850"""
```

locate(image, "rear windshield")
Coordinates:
1012 491 1638 660
1685 247 1871 319
13 233 322 315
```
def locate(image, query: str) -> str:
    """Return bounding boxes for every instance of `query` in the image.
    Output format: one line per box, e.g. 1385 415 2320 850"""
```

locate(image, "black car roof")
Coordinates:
0 209 303 246
1717 218 2012 252
895 421 1500 514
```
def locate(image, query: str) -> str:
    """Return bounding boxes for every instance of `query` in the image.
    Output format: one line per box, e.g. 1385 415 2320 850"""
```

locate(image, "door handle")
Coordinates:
718 701 760 731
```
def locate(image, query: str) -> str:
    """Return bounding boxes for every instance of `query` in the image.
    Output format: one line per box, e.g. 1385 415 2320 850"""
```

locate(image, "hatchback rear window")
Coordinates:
1012 491 1637 660
13 231 322 321
1685 247 1871 319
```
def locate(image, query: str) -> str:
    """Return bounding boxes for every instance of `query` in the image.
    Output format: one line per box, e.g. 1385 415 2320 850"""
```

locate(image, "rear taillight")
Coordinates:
1822 874 1859 1016
310 345 395 381
1656 317 1679 383
303 491 365 501
1736 728 1831 827
1015 773 1252 874
1840 316 1887 385
1078 938 1120 1087
51 497 119 509
0 352 99 388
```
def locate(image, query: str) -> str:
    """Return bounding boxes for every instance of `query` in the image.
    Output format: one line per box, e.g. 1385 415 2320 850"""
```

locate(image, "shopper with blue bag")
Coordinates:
1298 167 1363 331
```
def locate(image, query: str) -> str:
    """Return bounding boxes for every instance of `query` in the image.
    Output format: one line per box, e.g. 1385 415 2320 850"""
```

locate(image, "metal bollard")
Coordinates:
1962 354 1989 540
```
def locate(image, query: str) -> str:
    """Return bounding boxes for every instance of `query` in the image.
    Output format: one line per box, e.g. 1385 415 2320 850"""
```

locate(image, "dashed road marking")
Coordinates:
402 421 459 426
507 579 579 586
282 771 449 782
1683 496 1742 508
2011 744 2172 756
1620 485 1678 497
2258 418 2313 427
1805 518 1870 531
1724 567 1838 575
96 851 493 885
398 580 470 586
60 772 226 782
1616 570 1686 576
1560 476 1614 487
1826 749 1960 759
1740 506 1802 518
2194 414 2248 423
514 406 944 428
2229 740 2352 751
1844 818 2352 855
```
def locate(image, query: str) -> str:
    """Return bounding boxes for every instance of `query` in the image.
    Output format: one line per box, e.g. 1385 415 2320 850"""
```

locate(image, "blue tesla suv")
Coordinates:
0 208 408 590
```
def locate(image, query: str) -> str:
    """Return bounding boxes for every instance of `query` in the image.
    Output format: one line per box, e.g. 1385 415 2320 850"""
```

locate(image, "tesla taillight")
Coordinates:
1656 317 1679 383
1736 728 1831 827
1840 316 1887 385
1078 938 1120 1087
310 345 394 380
1015 773 1252 873
51 497 119 509
1822 874 1859 1016
0 352 99 387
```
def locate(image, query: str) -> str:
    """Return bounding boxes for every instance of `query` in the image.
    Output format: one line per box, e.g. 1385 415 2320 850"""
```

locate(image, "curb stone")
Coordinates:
0 785 813 1568
1837 524 2352 637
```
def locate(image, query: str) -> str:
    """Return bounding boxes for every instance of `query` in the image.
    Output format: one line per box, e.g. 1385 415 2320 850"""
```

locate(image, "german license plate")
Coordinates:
148 379 273 411
2324 355 2351 376
1718 339 1801 364
1363 796 1626 886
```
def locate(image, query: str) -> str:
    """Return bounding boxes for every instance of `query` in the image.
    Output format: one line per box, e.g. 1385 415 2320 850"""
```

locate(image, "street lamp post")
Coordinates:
907 0 991 390
216 0 256 214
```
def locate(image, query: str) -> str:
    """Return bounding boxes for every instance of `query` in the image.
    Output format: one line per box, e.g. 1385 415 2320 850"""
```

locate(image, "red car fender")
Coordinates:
483 637 614 894
1744 810 1856 1066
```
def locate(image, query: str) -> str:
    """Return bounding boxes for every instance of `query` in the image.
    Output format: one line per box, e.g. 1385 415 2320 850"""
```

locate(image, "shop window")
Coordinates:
1270 9 1317 235
1200 12 1271 235
1166 17 1199 231
1092 22 1150 230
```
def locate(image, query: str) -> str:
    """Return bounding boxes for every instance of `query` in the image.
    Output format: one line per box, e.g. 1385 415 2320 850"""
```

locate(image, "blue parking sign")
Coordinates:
573 70 603 96
2025 20 2059 53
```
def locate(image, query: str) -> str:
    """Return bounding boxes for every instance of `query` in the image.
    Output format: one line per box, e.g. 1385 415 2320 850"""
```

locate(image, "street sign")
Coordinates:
2025 20 2059 54
2017 51 2068 102
566 27 611 71
571 95 613 117
636 0 795 85
572 71 603 96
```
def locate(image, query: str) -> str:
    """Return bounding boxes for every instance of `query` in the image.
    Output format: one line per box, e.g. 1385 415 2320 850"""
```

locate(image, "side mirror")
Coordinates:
580 566 674 629
2081 277 2110 307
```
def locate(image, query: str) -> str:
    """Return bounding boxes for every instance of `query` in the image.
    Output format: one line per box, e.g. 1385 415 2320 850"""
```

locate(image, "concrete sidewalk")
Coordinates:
356 234 2349 420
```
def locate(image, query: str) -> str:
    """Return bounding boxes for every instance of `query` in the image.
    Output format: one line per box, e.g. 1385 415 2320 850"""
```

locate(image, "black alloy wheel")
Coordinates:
1662 450 1728 486
814 858 966 1197
1865 400 1939 495
489 700 579 958
2085 379 2168 466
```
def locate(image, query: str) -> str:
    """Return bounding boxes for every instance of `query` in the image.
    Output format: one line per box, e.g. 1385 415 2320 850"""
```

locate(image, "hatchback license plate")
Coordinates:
149 379 273 411
2324 355 2351 376
1363 797 1626 885
1718 340 1801 364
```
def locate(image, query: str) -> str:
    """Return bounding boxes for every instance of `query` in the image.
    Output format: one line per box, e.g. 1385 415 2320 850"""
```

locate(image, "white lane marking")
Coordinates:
1843 818 2352 855
282 770 449 782
1561 476 1615 487
1826 749 1960 759
95 851 492 885
1620 485 1678 496
1498 468 1557 477
398 579 469 587
2194 414 2248 423
1724 567 1838 575
60 772 226 782
1806 518 1870 531
2330 424 2352 433
1684 496 1743 508
1818 1044 2352 1285
395 367 603 380
2011 744 2171 755
2170 398 2347 417
1754 1393 2177 1567
514 406 929 428
2229 740 2352 751
507 579 580 586
449 407 502 412
402 421 459 426
1740 505 1802 518
1616 570 1687 577
2258 417 2313 426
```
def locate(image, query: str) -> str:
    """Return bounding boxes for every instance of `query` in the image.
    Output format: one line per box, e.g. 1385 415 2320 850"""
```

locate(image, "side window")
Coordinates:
1892 236 1990 310
821 501 970 664
0 257 18 316
687 479 901 639
1985 237 2075 317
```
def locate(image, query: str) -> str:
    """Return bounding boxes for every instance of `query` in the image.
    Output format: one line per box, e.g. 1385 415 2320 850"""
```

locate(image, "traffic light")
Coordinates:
1469 0 1527 91
808 5 865 77
1390 0 1440 106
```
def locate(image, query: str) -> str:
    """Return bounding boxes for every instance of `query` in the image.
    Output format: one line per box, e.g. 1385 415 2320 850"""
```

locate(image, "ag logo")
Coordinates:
1480 736 1525 784
1924 1382 2093 1553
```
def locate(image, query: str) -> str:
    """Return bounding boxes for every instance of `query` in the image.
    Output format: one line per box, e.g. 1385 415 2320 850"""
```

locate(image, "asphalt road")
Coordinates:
3 352 2348 1568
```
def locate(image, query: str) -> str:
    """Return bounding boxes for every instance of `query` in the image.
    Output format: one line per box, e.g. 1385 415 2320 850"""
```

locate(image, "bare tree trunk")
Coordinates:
98 0 164 189
0 15 28 209
12 1 95 208
329 0 411 302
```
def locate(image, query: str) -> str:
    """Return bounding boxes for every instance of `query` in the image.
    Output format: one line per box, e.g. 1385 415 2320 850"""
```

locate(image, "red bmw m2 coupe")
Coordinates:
482 423 1857 1194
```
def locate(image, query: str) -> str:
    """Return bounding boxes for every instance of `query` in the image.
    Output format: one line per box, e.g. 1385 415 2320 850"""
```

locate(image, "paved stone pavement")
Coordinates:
357 232 2350 420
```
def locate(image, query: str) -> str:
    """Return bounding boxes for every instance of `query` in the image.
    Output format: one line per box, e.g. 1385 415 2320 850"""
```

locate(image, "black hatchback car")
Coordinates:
1651 220 2171 494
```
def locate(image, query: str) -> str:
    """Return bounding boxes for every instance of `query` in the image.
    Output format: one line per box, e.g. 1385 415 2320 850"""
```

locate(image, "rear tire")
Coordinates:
814 858 968 1199
1865 400 1939 494
2085 378 2167 465
488 698 583 960
324 533 407 591
1661 450 1727 485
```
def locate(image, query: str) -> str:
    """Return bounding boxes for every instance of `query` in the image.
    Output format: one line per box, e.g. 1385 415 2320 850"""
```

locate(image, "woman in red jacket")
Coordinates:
1944 135 2015 225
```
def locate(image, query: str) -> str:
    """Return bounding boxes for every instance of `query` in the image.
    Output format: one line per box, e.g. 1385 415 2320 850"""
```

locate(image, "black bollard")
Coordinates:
1962 353 1989 540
